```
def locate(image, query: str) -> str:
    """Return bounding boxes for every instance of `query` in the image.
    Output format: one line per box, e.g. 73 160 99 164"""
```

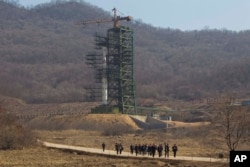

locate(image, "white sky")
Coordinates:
18 0 250 31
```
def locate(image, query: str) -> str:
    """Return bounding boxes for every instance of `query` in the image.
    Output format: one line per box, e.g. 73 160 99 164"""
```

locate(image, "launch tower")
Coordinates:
79 8 137 114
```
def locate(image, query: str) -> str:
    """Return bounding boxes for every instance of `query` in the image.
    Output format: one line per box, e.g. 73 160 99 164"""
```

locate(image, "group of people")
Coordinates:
101 142 178 158
129 143 178 158
115 143 124 154
102 142 124 155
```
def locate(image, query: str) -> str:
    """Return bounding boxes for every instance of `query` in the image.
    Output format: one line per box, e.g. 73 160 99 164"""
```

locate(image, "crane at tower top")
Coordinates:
76 8 132 28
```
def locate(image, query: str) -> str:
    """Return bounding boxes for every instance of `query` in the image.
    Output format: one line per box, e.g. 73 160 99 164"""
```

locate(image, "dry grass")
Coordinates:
0 96 247 166
0 146 228 167
27 113 249 158
27 114 140 132
0 95 97 116
34 128 224 158
165 121 210 127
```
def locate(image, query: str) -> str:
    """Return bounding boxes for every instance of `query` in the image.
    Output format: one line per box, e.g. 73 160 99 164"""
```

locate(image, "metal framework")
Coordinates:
107 27 137 114
85 33 106 102
85 27 137 114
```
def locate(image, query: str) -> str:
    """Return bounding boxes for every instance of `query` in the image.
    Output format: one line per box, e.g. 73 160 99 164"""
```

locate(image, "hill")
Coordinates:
0 95 96 117
27 114 141 132
1 0 250 104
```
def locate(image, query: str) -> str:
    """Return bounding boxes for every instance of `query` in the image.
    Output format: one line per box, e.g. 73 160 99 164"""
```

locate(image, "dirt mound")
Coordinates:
165 121 210 128
0 95 26 109
86 114 140 129
27 114 141 131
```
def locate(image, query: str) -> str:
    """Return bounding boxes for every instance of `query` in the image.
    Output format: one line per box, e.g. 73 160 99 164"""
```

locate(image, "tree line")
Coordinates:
0 0 250 104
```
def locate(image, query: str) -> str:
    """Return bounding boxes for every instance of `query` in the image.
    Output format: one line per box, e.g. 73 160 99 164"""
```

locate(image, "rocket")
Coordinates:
102 47 108 105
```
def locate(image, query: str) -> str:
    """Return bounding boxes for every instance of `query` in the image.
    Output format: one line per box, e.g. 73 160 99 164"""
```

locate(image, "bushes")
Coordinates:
0 106 35 150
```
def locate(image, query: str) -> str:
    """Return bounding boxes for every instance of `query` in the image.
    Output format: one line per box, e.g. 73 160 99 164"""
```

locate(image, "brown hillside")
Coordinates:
1 1 250 104
85 114 140 130
0 95 96 116
27 114 141 131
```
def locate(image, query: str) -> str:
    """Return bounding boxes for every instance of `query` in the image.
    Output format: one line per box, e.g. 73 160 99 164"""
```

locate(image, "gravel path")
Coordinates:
40 140 228 163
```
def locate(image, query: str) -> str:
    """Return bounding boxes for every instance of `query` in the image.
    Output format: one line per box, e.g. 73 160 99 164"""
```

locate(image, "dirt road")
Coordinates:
41 140 228 163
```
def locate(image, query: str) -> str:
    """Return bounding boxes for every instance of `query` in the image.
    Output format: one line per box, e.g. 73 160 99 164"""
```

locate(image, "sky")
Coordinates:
18 0 250 31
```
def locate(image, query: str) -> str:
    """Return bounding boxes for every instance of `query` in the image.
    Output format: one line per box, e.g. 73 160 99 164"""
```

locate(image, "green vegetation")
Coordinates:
1 0 250 104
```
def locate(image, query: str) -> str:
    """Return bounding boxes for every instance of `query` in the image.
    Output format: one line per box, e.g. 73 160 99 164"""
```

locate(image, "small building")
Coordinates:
242 100 250 106
160 115 172 121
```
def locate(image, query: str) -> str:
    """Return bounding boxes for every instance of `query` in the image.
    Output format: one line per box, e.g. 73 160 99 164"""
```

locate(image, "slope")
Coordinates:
0 1 250 104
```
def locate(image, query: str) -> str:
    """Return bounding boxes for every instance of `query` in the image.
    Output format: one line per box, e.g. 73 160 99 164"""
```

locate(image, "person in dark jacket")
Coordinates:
115 143 119 154
119 143 123 154
164 143 169 158
151 144 156 157
102 142 105 152
157 144 163 157
172 144 178 157
135 144 139 156
130 144 134 154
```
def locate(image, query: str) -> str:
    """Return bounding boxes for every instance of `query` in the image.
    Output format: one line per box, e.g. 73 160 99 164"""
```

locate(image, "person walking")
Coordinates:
151 144 156 158
115 143 119 154
119 143 123 154
172 144 178 157
164 143 169 158
130 144 134 154
102 142 105 152
135 144 139 156
157 144 163 157
147 144 152 156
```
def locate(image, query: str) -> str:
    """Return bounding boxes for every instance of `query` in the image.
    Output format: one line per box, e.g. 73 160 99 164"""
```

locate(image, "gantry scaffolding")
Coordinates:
107 27 136 114
85 26 137 114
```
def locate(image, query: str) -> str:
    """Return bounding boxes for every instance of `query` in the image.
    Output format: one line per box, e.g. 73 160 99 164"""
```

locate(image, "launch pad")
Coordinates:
78 8 137 114
85 27 137 114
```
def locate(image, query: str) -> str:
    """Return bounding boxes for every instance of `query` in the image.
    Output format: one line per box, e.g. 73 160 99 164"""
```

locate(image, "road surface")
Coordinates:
40 140 228 163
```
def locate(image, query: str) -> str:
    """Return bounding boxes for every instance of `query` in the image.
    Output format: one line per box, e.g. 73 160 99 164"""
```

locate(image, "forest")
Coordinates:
0 0 250 104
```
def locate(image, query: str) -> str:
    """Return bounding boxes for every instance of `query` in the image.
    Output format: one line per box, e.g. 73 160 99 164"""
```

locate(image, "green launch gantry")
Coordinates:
107 27 136 114
78 8 137 114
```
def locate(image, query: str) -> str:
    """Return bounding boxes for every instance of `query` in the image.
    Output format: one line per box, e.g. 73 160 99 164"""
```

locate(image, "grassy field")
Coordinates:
0 146 228 167
34 129 226 158
30 114 231 157
0 116 231 167
1 96 248 167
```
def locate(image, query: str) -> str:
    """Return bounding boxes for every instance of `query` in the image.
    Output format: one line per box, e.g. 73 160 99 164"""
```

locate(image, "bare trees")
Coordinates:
213 98 250 151
0 106 35 150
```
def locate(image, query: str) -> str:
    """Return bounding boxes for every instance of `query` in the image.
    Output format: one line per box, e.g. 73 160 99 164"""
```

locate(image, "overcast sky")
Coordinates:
18 0 250 31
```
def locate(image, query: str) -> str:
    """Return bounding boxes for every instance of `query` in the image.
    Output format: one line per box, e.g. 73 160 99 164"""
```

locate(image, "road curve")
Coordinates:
40 140 228 163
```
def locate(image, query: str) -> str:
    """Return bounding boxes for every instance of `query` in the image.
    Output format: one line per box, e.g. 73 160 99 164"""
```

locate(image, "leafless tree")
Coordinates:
213 97 249 151
0 105 35 150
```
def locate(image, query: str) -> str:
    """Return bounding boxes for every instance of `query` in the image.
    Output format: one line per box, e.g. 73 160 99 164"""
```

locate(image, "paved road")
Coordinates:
40 141 228 163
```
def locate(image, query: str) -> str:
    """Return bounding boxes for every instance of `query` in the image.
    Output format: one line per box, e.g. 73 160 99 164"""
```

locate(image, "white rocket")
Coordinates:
102 47 108 105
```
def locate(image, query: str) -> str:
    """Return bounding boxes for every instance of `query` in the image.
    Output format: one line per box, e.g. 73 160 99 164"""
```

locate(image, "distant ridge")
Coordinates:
0 0 250 104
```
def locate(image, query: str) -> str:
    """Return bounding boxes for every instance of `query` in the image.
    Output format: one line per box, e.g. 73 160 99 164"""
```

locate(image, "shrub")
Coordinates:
0 106 35 150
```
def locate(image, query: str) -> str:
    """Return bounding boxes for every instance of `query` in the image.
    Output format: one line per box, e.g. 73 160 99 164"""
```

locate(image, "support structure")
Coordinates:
107 27 136 114
85 27 137 114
